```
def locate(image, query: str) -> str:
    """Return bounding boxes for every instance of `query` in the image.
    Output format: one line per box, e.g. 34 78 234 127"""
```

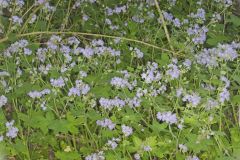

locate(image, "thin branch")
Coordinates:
0 31 176 54
154 0 174 52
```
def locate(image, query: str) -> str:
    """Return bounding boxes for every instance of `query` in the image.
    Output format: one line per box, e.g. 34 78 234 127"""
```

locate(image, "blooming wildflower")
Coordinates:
219 88 230 103
157 112 178 124
126 97 141 108
205 99 219 110
163 11 173 21
85 151 105 160
134 153 141 160
35 0 46 5
39 64 52 75
68 87 81 96
110 77 132 89
179 144 188 153
141 62 161 83
40 101 47 110
99 97 125 110
50 77 65 88
132 16 144 23
68 80 90 96
0 71 10 77
173 18 181 27
196 42 239 67
183 59 192 69
43 2 56 12
190 8 206 20
212 13 221 21
121 125 133 137
0 0 10 8
72 0 80 9
166 64 180 80
96 118 116 130
0 135 3 142
220 76 230 88
79 71 87 78
106 137 120 149
0 95 7 107
11 16 23 25
132 48 144 58
147 11 155 19
186 155 199 160
60 45 71 54
16 0 25 8
6 120 18 139
136 88 147 98
80 47 94 58
176 88 183 97
106 5 127 16
29 14 37 24
214 0 232 7
143 145 152 151
68 37 80 46
28 91 42 98
83 14 89 21
182 93 201 107
23 48 32 55
28 89 51 98
187 24 208 44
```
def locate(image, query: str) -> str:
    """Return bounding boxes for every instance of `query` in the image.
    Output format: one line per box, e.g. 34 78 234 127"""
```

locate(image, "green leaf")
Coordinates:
55 151 80 160
232 95 240 104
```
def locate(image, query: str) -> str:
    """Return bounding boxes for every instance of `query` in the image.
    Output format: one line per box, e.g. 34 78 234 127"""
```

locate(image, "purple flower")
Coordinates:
219 88 230 103
0 95 7 107
50 77 65 88
157 111 178 124
143 145 152 151
106 137 120 149
85 151 105 160
121 125 133 137
166 64 180 79
187 24 208 44
110 77 132 89
99 97 125 110
96 118 116 130
11 16 23 25
182 93 201 107
6 120 18 139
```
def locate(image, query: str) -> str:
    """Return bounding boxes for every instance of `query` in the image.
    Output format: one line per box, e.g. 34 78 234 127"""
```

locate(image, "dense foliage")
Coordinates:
0 0 240 159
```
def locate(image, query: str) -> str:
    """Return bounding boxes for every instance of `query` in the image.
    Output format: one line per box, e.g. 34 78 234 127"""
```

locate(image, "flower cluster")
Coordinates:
196 42 239 67
3 39 29 57
162 11 182 28
106 5 127 16
182 93 201 107
106 137 120 150
141 62 161 83
157 112 178 124
68 80 90 96
130 47 144 58
189 8 206 21
99 97 126 110
96 118 116 130
50 77 65 88
85 151 105 160
187 24 208 44
110 77 133 90
166 64 180 80
0 95 7 107
6 120 19 139
28 89 51 99
121 125 133 137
